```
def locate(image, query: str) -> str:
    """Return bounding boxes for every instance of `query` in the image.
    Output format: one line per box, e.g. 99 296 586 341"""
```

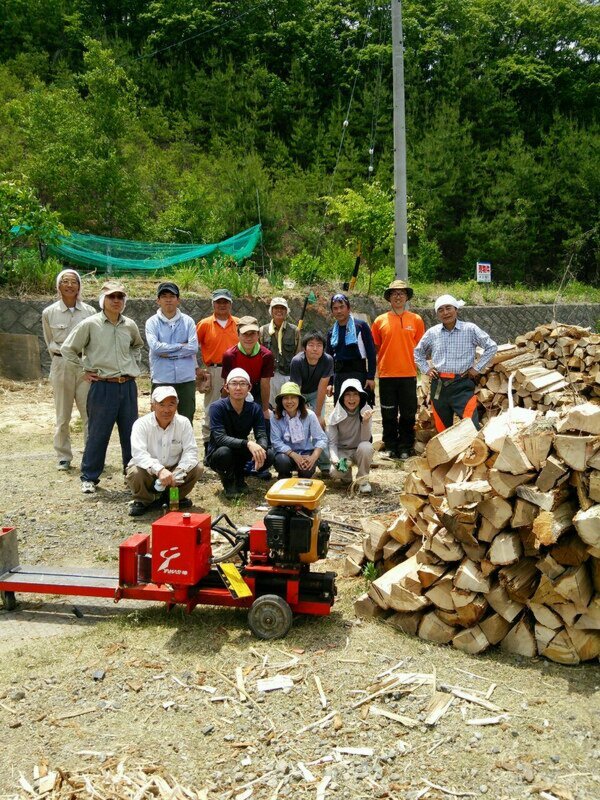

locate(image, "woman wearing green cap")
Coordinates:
270 382 328 478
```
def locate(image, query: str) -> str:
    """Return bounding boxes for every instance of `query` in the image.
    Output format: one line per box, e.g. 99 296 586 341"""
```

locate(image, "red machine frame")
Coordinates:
0 509 336 637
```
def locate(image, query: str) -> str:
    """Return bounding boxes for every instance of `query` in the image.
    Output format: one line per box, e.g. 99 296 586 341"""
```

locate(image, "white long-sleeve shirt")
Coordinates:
128 412 199 475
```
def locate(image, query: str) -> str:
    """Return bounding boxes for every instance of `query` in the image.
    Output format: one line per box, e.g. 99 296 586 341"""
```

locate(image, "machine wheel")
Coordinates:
1 591 16 611
248 594 293 640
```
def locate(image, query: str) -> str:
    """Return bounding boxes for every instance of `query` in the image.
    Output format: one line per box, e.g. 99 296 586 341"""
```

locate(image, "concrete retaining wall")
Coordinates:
1 296 598 378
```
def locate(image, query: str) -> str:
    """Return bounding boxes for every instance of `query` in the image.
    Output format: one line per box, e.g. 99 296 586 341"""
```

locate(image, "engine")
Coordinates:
263 478 330 565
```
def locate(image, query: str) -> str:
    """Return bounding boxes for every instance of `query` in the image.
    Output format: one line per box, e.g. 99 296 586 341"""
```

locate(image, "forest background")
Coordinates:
0 0 599 294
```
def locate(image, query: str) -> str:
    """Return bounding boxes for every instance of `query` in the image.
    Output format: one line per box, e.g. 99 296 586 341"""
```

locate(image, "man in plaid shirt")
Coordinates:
414 294 497 432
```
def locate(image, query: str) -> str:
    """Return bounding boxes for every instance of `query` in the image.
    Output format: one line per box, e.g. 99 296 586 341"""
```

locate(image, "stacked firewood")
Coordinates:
414 323 600 449
352 403 600 665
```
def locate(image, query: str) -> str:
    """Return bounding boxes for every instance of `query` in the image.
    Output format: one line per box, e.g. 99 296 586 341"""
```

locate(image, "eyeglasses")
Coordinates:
60 279 79 286
389 291 408 297
106 293 125 300
228 381 249 388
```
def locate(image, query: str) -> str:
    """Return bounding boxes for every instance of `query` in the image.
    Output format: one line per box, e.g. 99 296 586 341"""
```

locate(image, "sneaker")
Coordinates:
179 497 193 509
359 481 372 494
57 460 71 471
319 469 331 478
251 469 272 481
81 480 96 494
128 501 148 517
398 450 410 460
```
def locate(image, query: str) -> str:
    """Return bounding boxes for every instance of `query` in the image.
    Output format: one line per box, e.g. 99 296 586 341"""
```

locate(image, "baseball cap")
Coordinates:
99 280 127 310
157 281 180 297
237 315 260 334
212 289 233 303
152 386 179 403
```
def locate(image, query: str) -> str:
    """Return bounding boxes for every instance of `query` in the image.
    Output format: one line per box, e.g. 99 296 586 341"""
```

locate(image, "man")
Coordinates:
145 281 198 424
259 297 300 406
414 294 497 432
126 385 202 516
326 293 376 403
222 316 274 420
205 368 273 499
289 331 334 428
371 280 425 459
42 269 95 470
196 289 239 447
62 280 144 494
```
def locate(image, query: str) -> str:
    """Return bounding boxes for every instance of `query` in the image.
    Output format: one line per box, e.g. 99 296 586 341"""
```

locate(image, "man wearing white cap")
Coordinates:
205 368 273 499
42 269 95 470
62 280 144 493
126 385 202 516
414 295 497 432
260 297 300 406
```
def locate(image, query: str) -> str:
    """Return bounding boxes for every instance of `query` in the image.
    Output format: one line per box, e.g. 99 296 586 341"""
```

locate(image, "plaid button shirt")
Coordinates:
414 320 497 375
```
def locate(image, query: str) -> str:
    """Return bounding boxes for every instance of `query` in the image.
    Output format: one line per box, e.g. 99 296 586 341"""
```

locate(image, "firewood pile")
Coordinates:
414 323 600 449
351 400 600 665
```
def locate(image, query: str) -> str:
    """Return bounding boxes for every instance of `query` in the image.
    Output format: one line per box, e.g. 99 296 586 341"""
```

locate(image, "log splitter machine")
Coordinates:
0 478 336 639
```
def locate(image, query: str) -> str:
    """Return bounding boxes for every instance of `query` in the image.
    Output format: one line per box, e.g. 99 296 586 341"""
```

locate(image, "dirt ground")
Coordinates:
0 378 598 800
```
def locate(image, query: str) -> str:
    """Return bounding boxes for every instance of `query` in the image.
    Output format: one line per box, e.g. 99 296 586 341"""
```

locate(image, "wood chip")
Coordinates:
466 715 509 725
256 676 294 693
334 747 374 757
316 775 332 800
422 778 478 797
313 674 328 709
369 705 419 728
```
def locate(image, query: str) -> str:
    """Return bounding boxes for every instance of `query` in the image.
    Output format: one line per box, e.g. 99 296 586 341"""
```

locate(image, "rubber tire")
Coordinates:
1 591 16 611
248 594 293 640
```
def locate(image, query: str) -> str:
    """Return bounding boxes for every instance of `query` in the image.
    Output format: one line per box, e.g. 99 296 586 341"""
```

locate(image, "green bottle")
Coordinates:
169 486 179 511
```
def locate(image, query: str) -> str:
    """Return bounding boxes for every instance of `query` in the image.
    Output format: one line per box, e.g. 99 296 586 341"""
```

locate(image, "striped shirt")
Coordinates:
414 320 497 375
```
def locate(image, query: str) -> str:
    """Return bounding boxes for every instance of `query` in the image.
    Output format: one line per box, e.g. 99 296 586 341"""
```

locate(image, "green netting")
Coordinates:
46 224 262 273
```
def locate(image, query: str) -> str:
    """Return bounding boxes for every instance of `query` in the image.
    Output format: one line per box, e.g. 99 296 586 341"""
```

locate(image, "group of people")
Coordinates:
42 269 497 516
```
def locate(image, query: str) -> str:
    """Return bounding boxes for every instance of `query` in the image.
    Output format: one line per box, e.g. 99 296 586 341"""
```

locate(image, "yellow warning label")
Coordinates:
217 563 253 599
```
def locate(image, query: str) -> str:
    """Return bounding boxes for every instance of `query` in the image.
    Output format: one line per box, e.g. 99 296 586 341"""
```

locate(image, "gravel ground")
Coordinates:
0 378 598 800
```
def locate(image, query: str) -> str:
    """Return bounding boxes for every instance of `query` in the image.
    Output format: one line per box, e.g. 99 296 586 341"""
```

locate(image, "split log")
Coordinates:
555 402 600 435
387 611 424 636
454 594 488 627
488 532 523 566
430 463 453 496
453 625 490 654
425 418 479 469
462 438 490 467
530 575 568 607
488 469 535 498
478 496 513 529
589 470 600 503
389 583 431 613
515 483 569 512
486 583 524 622
428 528 464 562
511 498 538 529
520 427 555 470
478 517 502 543
535 623 558 653
535 456 568 492
568 627 600 661
425 575 455 611
354 593 386 619
554 434 598 471
454 559 491 594
550 531 590 567
479 613 512 644
382 539 407 570
541 629 580 665
498 559 539 603
367 560 420 609
536 553 566 580
528 603 563 629
501 617 537 657
573 505 600 550
532 501 577 546
494 437 535 475
387 510 416 546
574 596 600 630
446 480 491 509
416 563 447 589
418 612 457 644
553 564 593 609
342 556 363 577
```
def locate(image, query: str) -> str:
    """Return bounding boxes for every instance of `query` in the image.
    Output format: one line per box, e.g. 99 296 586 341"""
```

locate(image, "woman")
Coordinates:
328 378 374 494
271 382 328 478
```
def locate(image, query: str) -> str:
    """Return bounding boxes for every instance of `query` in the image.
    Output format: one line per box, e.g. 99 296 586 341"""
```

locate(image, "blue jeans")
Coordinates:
81 380 138 483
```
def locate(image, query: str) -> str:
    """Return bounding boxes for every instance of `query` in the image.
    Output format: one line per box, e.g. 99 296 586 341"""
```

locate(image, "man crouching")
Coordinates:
126 386 203 516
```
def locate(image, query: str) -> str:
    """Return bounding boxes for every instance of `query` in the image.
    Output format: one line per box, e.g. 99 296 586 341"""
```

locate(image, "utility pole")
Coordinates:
392 0 408 280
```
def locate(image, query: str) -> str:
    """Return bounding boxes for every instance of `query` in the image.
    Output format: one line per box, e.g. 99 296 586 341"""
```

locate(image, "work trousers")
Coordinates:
81 380 138 483
126 463 203 505
274 451 318 479
151 380 196 425
201 365 225 443
207 445 274 480
330 442 374 484
379 376 418 453
49 355 89 463
430 376 479 432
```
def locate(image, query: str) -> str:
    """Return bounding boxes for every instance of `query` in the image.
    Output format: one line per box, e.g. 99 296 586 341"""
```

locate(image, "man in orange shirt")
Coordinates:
196 289 239 446
371 280 425 460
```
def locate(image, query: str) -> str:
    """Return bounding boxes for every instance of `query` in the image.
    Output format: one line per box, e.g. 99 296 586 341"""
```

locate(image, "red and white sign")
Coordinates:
476 261 492 283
